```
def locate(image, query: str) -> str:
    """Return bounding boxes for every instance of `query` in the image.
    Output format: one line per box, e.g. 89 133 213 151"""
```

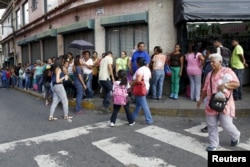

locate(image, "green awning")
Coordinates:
17 35 37 46
100 12 148 27
57 19 95 34
36 29 57 40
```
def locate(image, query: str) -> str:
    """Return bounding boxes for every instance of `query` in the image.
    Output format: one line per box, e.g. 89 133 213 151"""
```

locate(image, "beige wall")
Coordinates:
148 0 176 55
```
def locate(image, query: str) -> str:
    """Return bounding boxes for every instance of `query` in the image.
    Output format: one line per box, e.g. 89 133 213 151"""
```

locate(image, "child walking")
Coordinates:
110 70 135 127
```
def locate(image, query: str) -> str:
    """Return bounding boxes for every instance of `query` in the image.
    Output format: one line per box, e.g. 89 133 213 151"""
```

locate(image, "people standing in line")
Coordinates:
24 62 31 90
186 44 205 102
197 53 240 151
82 51 94 101
230 38 248 101
5 68 11 88
49 58 72 121
73 55 87 114
131 57 153 125
92 51 100 93
98 51 115 112
110 70 134 127
130 42 150 75
66 53 75 98
18 65 25 88
115 51 129 76
43 65 52 106
1 68 7 88
35 60 46 93
213 37 231 67
168 44 184 100
10 67 18 88
151 46 166 100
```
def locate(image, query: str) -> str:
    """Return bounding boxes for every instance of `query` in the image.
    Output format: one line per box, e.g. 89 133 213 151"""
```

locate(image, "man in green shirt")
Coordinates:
230 38 248 100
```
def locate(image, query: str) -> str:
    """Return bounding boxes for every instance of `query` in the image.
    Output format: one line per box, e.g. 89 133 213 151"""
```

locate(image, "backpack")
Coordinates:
112 82 128 105
220 47 231 67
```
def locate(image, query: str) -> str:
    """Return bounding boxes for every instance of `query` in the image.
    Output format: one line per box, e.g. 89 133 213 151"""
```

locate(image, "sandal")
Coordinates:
48 116 58 121
64 115 73 120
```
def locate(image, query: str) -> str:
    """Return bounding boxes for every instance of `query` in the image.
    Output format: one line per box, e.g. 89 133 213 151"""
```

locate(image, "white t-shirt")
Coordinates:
68 61 74 74
83 58 93 75
99 56 113 81
133 66 151 90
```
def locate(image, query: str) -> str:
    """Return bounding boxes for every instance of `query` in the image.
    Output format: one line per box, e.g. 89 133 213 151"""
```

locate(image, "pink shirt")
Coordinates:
203 67 239 117
153 54 166 70
186 52 203 75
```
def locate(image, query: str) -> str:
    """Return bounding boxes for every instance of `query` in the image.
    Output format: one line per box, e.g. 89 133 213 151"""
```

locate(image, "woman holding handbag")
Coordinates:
131 57 153 125
197 53 240 151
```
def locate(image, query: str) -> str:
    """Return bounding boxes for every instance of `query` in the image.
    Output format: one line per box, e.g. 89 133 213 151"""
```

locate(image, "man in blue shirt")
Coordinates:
131 42 150 74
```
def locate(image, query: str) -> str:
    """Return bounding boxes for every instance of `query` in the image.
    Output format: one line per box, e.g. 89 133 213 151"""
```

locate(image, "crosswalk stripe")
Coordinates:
92 137 176 167
34 154 62 167
184 123 223 137
0 120 126 153
136 126 230 160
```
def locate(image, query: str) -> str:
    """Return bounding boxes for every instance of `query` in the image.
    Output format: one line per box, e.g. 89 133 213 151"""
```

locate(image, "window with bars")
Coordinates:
106 24 148 58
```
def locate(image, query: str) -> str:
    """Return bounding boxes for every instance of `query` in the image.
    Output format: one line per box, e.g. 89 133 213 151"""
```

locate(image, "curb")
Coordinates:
14 88 250 117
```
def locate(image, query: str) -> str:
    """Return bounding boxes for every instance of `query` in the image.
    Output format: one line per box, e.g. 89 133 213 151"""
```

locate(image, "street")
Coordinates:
0 89 250 167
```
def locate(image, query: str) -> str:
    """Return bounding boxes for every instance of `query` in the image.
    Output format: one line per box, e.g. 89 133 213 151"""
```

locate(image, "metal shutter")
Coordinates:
21 45 29 64
63 30 94 56
30 41 41 64
43 37 57 61
106 24 148 58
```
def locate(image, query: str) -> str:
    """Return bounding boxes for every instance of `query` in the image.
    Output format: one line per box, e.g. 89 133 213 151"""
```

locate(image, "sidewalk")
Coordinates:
14 86 250 117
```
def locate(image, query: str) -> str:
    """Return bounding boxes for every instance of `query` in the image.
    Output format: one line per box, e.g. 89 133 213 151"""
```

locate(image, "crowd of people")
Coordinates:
0 38 247 151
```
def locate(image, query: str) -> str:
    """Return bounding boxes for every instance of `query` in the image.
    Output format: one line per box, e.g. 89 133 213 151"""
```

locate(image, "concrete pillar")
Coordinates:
57 34 64 57
94 18 106 58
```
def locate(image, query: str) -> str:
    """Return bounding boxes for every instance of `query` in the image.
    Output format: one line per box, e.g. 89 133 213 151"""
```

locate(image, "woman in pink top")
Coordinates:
186 45 204 101
197 53 240 151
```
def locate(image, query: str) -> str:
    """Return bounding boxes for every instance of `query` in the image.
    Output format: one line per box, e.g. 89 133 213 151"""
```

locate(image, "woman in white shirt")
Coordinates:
131 57 153 125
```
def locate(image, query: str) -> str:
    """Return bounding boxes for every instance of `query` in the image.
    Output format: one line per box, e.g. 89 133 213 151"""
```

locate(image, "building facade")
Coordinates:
0 0 176 66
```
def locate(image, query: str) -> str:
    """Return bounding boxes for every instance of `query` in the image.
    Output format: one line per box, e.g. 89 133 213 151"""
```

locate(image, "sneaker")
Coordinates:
201 126 208 133
86 98 94 102
231 139 240 146
169 93 174 99
129 122 135 126
206 146 217 151
173 94 178 100
110 122 115 127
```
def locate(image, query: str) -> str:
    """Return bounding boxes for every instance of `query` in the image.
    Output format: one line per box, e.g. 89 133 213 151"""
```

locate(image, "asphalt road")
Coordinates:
0 88 250 167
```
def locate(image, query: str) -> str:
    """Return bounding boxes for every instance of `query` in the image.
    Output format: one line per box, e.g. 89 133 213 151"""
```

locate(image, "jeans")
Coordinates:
170 67 181 94
151 70 165 99
85 73 93 98
50 84 69 117
18 77 24 88
6 78 10 88
206 113 240 148
25 75 31 89
74 81 84 112
132 94 153 124
12 76 18 87
36 74 43 93
188 75 202 101
99 80 113 108
232 68 244 100
110 102 134 124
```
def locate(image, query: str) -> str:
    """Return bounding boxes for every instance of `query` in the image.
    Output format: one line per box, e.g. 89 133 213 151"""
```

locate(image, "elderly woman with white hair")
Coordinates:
197 53 241 151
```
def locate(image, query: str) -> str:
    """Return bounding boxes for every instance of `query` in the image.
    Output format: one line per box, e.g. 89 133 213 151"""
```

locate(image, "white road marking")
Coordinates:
58 150 69 156
92 137 175 167
0 120 126 153
34 154 62 167
184 123 223 137
136 126 230 160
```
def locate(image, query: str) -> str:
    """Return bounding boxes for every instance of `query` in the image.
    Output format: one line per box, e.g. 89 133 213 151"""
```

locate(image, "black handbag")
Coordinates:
208 71 231 112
